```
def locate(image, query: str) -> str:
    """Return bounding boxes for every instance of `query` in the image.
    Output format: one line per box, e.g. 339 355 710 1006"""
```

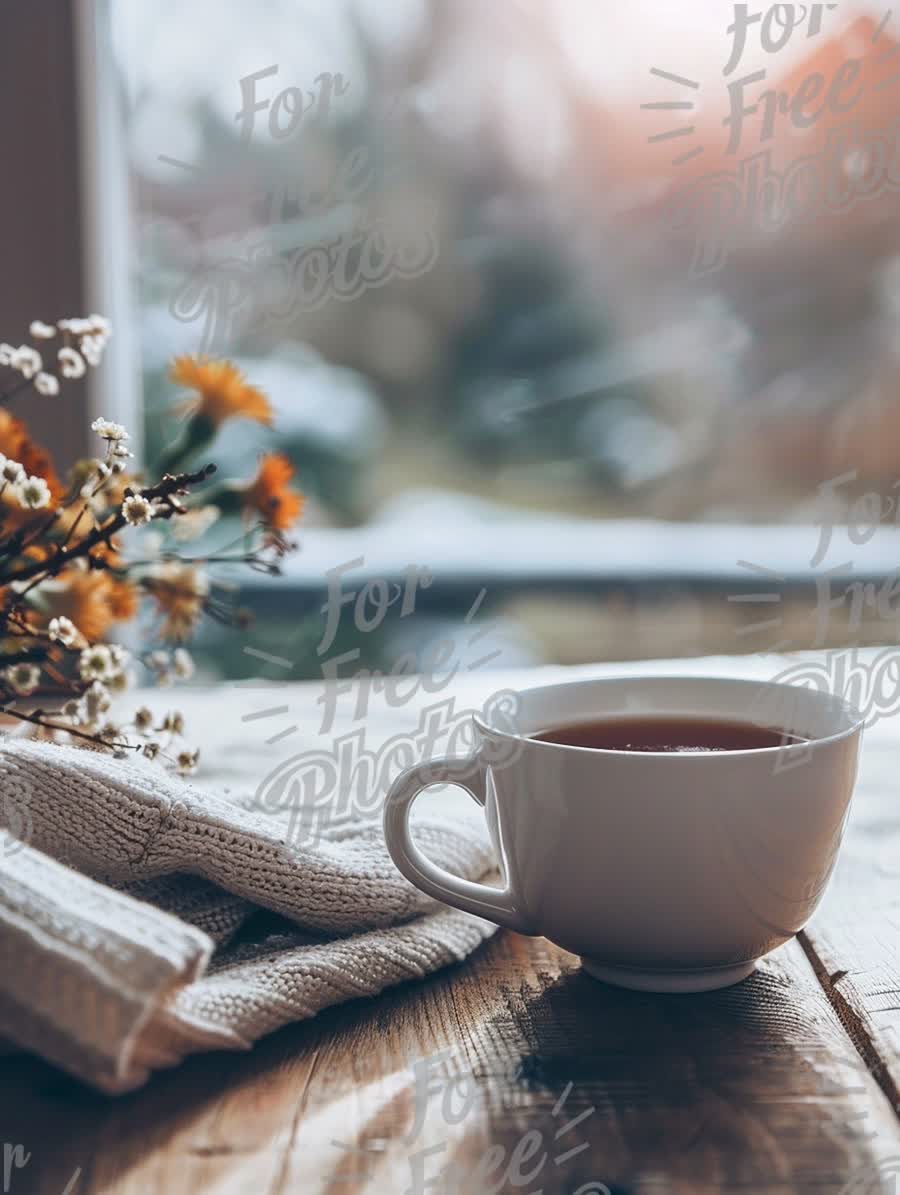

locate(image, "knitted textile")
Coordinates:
0 738 497 1093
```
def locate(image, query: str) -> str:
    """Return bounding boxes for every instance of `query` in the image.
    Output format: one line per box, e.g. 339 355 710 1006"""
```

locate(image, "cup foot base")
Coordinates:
580 958 757 993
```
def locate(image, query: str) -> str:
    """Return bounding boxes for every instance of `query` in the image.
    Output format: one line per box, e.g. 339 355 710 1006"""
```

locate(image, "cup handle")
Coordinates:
383 755 531 932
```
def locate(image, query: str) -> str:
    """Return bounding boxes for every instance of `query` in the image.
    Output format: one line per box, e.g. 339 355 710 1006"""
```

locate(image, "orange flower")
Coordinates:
38 572 137 642
107 577 139 622
170 356 272 429
0 411 63 498
143 561 208 642
242 454 304 531
0 410 64 532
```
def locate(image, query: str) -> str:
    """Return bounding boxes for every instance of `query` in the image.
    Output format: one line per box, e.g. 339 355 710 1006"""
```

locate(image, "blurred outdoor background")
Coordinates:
108 0 900 678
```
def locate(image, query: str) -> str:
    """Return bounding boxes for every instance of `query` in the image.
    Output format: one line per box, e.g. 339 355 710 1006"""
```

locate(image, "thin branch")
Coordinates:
0 705 137 751
0 463 216 588
13 508 63 556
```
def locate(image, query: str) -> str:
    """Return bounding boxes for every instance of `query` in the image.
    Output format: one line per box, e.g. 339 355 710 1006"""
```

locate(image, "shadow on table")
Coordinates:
0 933 889 1194
504 957 886 1194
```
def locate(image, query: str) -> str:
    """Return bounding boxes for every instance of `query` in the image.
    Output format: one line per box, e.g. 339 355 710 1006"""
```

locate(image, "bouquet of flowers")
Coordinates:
0 317 302 773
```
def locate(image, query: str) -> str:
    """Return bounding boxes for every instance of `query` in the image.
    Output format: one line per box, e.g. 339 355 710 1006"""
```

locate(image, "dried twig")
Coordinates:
0 464 217 588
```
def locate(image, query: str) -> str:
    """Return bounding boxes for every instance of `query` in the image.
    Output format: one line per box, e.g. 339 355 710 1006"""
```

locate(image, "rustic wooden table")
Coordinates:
2 656 899 1194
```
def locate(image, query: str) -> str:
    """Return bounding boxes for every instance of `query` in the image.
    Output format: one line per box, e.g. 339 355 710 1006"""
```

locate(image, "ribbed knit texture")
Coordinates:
0 738 497 1093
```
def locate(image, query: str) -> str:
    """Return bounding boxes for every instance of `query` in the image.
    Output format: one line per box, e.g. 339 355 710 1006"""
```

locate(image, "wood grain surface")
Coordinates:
1 656 899 1194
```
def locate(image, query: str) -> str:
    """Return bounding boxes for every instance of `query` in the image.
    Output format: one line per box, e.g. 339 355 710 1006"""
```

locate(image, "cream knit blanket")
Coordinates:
0 738 497 1094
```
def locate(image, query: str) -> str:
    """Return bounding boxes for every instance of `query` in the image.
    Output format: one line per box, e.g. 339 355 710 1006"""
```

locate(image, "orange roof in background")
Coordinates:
598 10 900 248
754 14 900 164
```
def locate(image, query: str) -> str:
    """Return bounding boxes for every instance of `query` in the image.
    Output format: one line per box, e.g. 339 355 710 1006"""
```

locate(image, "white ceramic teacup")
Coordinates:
383 676 863 992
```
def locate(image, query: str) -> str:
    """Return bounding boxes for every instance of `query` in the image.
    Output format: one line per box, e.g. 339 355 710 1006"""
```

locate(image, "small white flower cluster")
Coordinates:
58 347 85 380
52 645 133 747
90 417 133 475
161 709 198 775
58 315 111 368
78 643 132 692
90 417 128 442
63 679 112 725
42 641 197 769
122 493 159 527
145 647 194 687
129 694 198 773
60 681 127 749
16 476 52 511
0 454 52 511
48 616 84 648
0 315 110 396
0 345 44 385
1 652 197 769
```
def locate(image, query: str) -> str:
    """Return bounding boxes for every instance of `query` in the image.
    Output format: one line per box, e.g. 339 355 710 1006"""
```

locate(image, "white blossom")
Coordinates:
4 663 41 696
146 649 173 687
177 747 200 776
162 710 185 735
58 317 93 336
34 372 59 396
79 646 116 682
122 494 157 527
82 680 112 723
103 645 133 693
80 336 105 367
48 616 80 647
87 314 112 336
15 476 52 510
0 343 14 366
11 346 42 379
91 417 129 442
106 669 133 694
108 644 130 669
172 648 195 680
0 456 25 485
29 320 56 340
58 347 86 379
134 706 154 732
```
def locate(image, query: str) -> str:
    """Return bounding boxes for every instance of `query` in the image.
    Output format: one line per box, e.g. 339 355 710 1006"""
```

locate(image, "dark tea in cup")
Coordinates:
532 715 806 753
